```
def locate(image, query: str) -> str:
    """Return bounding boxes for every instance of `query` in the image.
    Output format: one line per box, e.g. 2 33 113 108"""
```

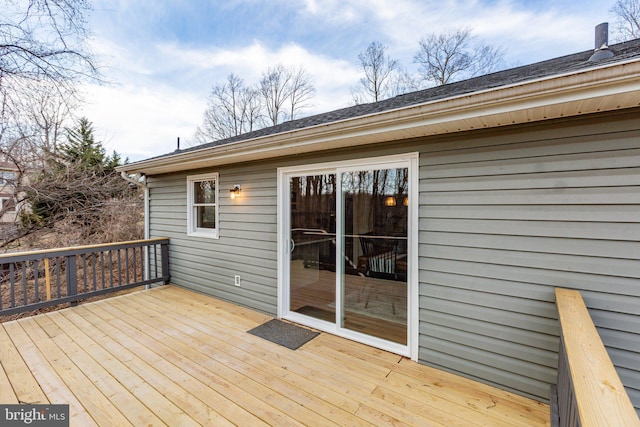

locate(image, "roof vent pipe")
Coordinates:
589 22 614 61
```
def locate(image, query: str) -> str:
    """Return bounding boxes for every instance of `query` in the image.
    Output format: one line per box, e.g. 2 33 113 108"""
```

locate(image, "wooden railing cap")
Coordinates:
555 288 640 426
0 237 169 260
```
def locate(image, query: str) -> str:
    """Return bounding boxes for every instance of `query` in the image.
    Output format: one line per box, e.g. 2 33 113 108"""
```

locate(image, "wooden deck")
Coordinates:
0 285 550 426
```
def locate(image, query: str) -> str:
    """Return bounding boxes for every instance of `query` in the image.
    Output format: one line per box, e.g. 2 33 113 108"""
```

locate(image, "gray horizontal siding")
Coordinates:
145 109 640 413
147 163 279 315
418 111 640 408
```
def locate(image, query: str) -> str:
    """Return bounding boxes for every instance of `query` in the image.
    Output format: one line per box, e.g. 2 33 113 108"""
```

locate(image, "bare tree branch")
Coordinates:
1 0 100 96
611 0 640 41
4 117 141 250
414 27 504 86
288 66 315 121
352 41 399 103
195 65 316 143
194 74 263 143
259 64 292 126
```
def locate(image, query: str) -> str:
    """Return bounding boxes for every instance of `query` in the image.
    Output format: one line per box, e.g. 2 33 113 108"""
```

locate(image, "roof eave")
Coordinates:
119 59 640 176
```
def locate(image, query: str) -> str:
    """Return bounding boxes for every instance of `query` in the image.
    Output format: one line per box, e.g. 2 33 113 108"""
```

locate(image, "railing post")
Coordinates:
161 241 170 284
66 255 78 305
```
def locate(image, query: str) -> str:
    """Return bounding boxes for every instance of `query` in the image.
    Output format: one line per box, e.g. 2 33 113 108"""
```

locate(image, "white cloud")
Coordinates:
79 83 204 161
82 37 359 161
296 0 609 64
83 0 611 162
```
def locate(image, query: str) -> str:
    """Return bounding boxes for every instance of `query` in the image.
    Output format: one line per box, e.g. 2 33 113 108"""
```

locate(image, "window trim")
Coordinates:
187 172 219 239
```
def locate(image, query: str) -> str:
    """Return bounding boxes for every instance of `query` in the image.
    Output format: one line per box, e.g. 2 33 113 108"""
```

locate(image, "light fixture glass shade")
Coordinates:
229 185 240 199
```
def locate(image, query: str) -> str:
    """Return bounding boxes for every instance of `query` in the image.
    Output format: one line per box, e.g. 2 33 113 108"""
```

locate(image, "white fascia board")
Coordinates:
119 59 640 176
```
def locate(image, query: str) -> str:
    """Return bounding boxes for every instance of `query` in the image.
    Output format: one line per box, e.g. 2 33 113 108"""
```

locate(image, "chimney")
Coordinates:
589 23 614 61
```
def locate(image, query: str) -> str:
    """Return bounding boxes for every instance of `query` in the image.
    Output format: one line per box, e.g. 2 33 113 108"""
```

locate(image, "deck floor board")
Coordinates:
0 285 550 426
0 322 50 405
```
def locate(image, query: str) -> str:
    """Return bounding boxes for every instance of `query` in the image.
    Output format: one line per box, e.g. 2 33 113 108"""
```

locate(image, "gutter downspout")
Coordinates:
120 171 150 285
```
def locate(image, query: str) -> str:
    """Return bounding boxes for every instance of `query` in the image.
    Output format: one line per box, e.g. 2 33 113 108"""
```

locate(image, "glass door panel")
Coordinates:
340 168 408 344
289 174 337 323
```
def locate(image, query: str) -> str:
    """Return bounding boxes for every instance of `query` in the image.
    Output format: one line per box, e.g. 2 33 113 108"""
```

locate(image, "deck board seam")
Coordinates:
0 286 551 426
98 299 316 427
112 292 362 425
56 307 203 426
140 289 390 387
32 314 167 427
13 317 131 425
72 303 242 427
0 323 50 405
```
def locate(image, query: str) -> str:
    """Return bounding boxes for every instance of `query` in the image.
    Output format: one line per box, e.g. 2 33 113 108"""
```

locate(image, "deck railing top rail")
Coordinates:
0 238 170 317
0 237 169 262
555 288 639 427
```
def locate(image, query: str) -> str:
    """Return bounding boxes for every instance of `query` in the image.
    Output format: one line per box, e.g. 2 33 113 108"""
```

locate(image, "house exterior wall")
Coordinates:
147 163 279 314
146 109 640 408
417 110 640 408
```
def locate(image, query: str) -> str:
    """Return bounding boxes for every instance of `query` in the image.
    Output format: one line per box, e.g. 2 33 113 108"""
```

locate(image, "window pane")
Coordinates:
196 206 216 229
194 180 216 204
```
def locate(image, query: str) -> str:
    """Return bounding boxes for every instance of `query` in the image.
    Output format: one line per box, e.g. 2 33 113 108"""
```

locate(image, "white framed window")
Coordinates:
187 173 219 238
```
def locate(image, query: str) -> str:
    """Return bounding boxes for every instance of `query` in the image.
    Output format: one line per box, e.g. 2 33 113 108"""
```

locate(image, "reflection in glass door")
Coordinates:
340 168 408 344
289 174 337 324
284 160 411 349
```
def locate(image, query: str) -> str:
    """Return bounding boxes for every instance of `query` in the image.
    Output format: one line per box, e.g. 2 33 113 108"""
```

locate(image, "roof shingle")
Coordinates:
148 38 640 162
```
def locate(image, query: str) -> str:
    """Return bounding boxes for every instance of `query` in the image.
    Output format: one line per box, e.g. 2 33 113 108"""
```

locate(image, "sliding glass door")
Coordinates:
282 155 415 354
339 167 408 344
288 173 337 324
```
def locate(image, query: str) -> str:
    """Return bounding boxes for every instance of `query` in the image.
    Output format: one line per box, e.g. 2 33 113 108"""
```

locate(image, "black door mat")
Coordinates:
248 319 319 350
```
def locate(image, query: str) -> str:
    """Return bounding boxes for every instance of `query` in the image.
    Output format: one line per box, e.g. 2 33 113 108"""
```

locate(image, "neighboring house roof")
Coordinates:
120 37 640 176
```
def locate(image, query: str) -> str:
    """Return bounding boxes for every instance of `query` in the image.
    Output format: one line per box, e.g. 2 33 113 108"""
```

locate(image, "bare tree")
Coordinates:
0 0 99 91
0 0 94 187
287 66 315 121
259 64 315 125
239 85 263 133
0 80 75 241
259 64 292 126
389 70 422 96
195 65 315 143
3 80 75 161
194 74 263 143
0 0 97 174
352 41 399 103
0 3 145 251
414 28 504 86
0 0 98 243
611 0 640 41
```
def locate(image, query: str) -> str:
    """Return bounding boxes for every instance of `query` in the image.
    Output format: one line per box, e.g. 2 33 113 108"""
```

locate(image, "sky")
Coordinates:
80 0 617 162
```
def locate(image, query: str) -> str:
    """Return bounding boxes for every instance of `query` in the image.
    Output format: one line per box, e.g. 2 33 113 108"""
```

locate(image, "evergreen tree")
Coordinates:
59 117 121 172
20 117 134 242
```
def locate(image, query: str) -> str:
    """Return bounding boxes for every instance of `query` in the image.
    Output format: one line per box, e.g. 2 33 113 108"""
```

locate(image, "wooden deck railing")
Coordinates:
0 238 169 317
553 288 640 427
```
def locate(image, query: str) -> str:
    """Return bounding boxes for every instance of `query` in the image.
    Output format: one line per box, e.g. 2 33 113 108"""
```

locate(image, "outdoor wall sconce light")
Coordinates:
229 184 241 199
403 196 409 207
384 196 397 207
